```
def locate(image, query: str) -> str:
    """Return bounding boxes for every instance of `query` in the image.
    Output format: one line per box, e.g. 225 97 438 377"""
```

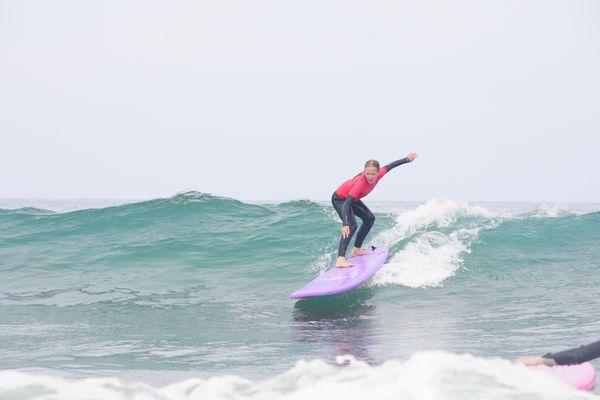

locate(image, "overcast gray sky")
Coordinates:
1 0 598 202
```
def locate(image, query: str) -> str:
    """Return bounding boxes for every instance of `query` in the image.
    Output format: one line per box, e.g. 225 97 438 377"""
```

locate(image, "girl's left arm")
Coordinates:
384 152 418 172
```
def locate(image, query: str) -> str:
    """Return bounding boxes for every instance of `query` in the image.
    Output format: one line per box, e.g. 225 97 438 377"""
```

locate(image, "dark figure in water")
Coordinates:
331 152 418 268
518 340 600 366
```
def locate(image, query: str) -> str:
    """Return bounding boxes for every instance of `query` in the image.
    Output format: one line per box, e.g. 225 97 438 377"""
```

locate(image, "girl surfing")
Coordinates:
332 153 418 267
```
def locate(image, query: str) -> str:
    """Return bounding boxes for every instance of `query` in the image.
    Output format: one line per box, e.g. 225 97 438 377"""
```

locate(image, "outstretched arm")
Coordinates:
543 340 600 365
384 152 418 172
518 339 600 366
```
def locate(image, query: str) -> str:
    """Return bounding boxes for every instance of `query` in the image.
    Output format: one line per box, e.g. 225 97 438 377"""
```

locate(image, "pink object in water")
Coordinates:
290 247 388 299
530 362 596 391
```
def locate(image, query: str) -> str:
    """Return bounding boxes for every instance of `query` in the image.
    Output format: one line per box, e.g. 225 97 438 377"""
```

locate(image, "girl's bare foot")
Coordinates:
351 247 371 257
335 256 354 268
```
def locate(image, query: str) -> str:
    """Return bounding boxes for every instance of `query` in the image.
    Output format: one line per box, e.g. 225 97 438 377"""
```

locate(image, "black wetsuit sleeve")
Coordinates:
384 157 410 172
341 195 355 226
543 340 600 365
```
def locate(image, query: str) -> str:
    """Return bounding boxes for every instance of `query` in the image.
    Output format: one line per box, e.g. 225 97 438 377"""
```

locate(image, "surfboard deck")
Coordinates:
530 362 596 391
290 247 389 299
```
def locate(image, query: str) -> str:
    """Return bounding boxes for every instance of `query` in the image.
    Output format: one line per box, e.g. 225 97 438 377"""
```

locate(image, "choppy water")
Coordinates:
1 193 599 399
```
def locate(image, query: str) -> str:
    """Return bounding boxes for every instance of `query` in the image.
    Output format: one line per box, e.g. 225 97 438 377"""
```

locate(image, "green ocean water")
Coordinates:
0 192 599 399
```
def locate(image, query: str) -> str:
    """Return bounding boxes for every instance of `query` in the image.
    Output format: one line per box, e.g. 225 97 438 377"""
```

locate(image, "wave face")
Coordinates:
1 193 599 394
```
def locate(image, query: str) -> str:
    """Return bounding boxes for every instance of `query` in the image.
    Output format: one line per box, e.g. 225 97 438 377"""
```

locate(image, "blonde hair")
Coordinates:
364 159 380 169
353 159 380 178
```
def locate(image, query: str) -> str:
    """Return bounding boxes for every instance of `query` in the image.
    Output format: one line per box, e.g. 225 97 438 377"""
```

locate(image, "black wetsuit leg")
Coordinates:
331 193 375 257
332 192 357 257
352 200 375 248
543 339 600 365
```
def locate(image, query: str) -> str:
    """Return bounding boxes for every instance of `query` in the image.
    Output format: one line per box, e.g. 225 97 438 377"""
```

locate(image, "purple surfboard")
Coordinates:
290 247 389 299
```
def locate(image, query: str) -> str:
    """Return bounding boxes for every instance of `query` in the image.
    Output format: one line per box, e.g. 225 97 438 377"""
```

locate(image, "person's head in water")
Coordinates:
364 159 380 184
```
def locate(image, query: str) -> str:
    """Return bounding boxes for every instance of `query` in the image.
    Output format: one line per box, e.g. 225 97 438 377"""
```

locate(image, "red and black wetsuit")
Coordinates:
331 157 411 257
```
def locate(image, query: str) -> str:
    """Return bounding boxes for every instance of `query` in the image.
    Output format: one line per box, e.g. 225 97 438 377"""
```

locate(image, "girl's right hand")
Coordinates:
341 225 350 238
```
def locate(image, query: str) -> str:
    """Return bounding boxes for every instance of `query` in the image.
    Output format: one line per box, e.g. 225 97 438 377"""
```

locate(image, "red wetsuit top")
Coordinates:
332 157 411 227
335 167 388 201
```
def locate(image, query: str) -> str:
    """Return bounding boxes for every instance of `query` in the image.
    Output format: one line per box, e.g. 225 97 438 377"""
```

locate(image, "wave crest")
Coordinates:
370 200 496 288
372 199 495 248
371 228 479 288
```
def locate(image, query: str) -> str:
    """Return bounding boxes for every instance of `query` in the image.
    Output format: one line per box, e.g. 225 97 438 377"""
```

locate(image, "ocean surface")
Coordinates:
1 192 599 399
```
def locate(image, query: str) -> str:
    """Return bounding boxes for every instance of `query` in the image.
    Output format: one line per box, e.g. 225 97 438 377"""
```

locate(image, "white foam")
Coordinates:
309 250 335 274
0 352 595 400
371 228 479 288
526 203 574 219
371 199 495 248
366 199 496 288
